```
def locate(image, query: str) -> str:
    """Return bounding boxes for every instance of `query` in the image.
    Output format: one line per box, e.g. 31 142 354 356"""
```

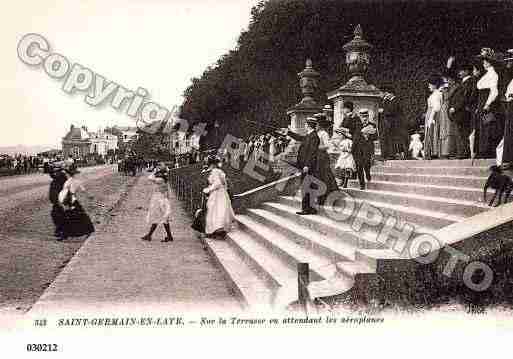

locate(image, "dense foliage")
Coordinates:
180 0 513 145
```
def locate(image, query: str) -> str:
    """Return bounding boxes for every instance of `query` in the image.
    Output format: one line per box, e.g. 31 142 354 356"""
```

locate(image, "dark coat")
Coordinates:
287 130 320 172
342 113 377 163
448 77 477 125
361 122 378 159
379 97 408 156
49 171 67 204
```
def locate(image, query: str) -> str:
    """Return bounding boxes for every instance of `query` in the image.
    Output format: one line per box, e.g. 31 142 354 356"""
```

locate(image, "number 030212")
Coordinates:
26 344 58 352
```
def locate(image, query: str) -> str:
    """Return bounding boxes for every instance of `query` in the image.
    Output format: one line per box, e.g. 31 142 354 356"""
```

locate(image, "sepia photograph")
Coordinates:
2 0 513 355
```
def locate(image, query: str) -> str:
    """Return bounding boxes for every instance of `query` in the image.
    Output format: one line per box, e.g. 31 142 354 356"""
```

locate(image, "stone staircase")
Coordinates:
203 159 496 310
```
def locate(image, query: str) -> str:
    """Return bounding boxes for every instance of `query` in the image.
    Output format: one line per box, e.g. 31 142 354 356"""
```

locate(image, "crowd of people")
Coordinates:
423 48 513 164
0 154 47 174
237 132 291 163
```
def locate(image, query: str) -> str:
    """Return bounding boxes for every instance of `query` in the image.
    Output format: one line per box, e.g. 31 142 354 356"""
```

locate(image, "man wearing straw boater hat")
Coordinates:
342 103 376 190
358 108 378 184
285 116 321 215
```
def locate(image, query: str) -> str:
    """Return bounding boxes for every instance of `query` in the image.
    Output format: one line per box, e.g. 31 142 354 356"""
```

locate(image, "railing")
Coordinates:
169 166 251 216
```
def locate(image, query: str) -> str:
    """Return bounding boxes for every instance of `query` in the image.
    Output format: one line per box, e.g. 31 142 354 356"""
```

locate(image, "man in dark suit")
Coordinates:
286 117 321 215
342 102 377 190
449 61 477 159
358 108 378 185
378 88 408 160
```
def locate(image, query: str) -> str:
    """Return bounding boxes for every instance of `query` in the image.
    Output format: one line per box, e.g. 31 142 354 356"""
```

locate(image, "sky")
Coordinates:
1 0 260 148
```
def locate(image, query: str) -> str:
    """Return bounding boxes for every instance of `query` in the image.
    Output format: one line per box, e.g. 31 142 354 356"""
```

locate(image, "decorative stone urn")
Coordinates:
327 25 384 159
275 59 323 171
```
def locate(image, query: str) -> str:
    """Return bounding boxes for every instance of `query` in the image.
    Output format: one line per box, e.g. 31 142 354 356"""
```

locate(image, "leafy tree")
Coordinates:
180 0 513 140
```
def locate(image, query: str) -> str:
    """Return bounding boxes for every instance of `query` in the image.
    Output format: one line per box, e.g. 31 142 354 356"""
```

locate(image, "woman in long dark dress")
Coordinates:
59 166 95 239
475 48 503 159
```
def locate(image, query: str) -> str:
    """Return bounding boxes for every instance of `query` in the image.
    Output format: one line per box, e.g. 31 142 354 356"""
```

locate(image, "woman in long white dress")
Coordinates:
202 156 235 238
141 165 173 242
424 75 444 159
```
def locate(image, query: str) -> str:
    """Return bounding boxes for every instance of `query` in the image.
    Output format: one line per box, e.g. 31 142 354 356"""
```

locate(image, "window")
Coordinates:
72 146 80 157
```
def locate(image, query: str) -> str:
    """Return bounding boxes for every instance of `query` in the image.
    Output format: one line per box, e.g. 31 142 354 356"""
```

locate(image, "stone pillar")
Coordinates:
327 25 384 159
278 59 323 168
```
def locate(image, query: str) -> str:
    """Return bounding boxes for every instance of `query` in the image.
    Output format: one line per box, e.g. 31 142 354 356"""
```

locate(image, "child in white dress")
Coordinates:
141 164 173 242
409 133 424 160
334 127 356 188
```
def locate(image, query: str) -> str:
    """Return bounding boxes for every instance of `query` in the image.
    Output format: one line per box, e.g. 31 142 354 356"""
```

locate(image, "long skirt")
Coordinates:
62 201 95 237
51 203 65 234
439 111 457 157
502 102 513 164
424 113 440 159
477 110 504 158
205 187 235 235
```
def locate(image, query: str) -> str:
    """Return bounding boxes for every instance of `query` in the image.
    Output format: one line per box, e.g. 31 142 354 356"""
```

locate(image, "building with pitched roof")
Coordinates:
62 125 118 158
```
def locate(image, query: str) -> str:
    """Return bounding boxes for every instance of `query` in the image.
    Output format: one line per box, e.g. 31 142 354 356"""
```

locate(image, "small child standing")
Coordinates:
409 133 424 160
334 127 356 188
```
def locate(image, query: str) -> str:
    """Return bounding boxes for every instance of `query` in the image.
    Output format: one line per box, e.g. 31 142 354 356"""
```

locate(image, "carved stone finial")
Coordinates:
297 59 320 106
354 24 363 39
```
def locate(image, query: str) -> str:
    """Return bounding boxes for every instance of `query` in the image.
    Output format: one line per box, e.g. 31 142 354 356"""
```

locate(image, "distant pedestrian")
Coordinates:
141 164 173 242
48 162 67 240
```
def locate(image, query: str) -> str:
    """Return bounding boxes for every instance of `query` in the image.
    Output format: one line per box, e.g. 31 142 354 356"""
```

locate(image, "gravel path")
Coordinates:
28 172 241 316
0 165 136 315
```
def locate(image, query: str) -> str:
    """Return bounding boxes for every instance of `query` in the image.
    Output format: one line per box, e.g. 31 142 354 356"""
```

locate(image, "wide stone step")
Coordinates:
226 229 297 290
259 201 423 250
372 165 489 177
202 236 274 310
384 159 495 167
246 206 359 260
277 195 462 230
344 188 489 217
235 215 340 282
348 180 483 202
370 172 486 189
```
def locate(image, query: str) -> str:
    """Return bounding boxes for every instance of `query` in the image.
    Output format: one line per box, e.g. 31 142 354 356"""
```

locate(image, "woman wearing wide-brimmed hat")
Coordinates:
424 74 444 160
474 47 504 159
58 165 95 239
202 155 235 239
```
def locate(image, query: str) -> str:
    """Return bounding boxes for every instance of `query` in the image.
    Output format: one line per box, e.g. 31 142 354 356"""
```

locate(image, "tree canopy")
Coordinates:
180 0 513 145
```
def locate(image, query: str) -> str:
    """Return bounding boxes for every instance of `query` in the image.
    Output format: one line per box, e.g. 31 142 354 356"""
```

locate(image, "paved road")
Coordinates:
0 165 136 315
0 166 240 324
29 173 241 317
